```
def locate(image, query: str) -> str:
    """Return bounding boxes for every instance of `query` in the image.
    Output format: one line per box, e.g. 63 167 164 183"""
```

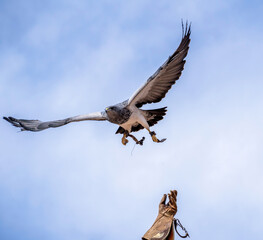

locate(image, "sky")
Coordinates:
1 0 263 239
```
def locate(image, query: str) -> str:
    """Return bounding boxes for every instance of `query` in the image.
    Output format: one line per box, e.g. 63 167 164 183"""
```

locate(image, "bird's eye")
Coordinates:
106 107 113 111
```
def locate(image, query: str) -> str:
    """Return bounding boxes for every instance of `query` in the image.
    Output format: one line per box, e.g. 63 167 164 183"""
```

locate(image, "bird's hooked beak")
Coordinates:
105 107 109 112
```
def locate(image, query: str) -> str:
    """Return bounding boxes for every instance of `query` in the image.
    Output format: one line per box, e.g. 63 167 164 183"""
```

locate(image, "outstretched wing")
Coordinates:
128 22 191 108
3 112 107 132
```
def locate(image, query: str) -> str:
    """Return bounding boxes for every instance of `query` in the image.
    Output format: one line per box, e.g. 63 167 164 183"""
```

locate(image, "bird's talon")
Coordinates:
152 134 159 142
122 137 129 145
150 132 166 143
150 131 156 137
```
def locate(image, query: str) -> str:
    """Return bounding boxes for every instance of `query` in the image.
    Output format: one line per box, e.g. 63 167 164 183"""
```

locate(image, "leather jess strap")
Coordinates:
174 219 190 238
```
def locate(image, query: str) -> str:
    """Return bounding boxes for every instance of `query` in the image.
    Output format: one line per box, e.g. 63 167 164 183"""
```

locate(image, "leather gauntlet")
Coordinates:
142 190 177 240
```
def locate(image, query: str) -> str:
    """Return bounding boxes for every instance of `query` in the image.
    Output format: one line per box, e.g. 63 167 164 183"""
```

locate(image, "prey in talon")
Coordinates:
3 22 191 146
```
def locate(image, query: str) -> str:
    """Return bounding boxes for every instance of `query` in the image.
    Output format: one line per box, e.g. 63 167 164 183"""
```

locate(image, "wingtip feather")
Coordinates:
181 19 191 38
3 116 12 123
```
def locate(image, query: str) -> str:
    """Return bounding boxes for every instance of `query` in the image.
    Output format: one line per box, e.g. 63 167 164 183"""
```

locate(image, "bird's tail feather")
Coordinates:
144 107 167 127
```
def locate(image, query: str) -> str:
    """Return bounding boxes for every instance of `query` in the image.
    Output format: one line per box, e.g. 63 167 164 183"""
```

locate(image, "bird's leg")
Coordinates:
122 131 129 145
127 133 145 146
148 129 166 143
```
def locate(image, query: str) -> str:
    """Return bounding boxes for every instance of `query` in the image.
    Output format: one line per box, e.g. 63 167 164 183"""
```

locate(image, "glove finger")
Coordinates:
159 194 167 206
170 190 177 200
169 196 177 208
168 194 173 207
168 193 177 208
168 193 173 202
169 191 177 204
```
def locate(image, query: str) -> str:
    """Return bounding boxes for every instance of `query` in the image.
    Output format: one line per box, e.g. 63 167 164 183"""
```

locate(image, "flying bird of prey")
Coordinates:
4 22 191 146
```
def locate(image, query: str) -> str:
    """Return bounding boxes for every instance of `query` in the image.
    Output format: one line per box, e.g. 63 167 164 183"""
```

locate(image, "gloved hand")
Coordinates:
159 190 177 217
142 190 178 240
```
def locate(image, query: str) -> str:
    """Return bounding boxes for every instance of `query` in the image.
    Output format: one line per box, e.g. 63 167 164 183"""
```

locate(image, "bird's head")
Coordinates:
105 105 120 115
105 105 121 121
105 106 118 112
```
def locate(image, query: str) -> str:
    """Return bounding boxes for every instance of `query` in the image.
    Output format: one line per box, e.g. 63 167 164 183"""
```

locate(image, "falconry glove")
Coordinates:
142 190 177 240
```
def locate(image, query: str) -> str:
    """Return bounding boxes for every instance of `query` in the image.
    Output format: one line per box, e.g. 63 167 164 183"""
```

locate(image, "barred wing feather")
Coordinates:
128 22 191 108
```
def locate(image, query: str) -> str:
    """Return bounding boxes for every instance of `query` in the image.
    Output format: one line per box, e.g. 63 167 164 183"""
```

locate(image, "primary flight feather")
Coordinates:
4 22 191 146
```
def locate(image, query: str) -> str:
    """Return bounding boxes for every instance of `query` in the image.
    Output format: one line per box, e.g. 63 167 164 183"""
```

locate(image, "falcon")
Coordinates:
4 22 191 146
